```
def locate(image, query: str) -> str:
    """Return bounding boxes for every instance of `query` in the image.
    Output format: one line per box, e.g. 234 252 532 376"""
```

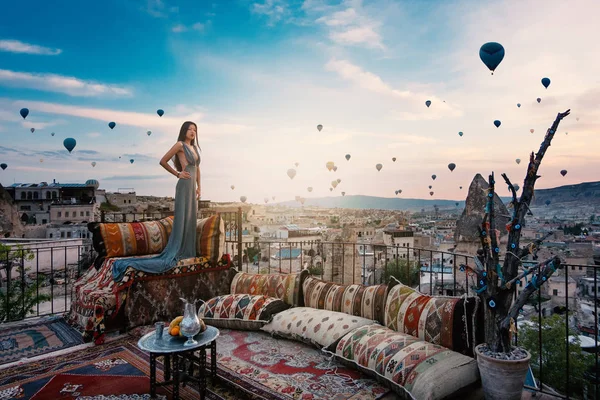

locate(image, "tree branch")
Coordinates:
517 231 554 259
501 173 518 213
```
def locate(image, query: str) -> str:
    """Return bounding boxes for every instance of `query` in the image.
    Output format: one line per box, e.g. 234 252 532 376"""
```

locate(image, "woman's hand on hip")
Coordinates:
179 171 191 179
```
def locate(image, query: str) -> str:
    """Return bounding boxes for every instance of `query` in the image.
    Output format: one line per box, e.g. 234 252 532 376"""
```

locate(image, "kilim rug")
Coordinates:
0 337 239 400
214 329 392 400
0 316 84 366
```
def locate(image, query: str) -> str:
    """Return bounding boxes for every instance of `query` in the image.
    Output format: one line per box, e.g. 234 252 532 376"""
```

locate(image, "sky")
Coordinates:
0 0 599 204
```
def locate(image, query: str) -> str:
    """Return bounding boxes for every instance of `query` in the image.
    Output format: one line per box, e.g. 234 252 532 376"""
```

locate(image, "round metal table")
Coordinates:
138 325 219 400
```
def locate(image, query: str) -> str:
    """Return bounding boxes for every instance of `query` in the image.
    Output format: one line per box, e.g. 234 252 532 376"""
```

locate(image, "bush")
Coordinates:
383 259 419 286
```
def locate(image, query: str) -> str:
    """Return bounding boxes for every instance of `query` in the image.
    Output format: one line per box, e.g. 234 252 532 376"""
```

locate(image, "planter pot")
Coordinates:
475 343 531 400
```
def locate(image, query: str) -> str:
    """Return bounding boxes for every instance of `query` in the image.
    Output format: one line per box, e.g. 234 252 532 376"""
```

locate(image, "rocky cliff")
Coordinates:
532 181 600 206
0 184 23 237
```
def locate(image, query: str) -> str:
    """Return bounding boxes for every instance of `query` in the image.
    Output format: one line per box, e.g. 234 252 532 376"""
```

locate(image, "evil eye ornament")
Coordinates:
488 298 497 309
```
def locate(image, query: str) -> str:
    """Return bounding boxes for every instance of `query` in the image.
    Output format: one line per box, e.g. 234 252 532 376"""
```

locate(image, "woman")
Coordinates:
112 121 201 282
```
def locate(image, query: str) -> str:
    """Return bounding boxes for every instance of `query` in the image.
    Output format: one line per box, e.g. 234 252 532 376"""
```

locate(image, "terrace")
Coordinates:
0 208 597 399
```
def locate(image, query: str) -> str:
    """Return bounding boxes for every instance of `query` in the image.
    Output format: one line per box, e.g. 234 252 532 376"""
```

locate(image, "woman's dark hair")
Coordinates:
173 121 201 172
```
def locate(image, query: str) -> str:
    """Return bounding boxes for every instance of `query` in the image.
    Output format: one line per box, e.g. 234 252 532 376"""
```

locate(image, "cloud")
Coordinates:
192 22 205 32
172 24 187 32
172 22 207 33
143 0 178 18
251 0 289 26
0 146 19 154
102 174 167 181
0 69 133 97
0 39 62 55
87 132 101 138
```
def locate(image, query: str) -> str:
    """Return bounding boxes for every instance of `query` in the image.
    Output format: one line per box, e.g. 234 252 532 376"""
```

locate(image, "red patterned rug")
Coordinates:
215 329 391 400
0 337 237 400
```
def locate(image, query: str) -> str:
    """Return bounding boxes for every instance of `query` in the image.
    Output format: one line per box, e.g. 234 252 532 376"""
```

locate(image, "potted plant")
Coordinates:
460 110 571 400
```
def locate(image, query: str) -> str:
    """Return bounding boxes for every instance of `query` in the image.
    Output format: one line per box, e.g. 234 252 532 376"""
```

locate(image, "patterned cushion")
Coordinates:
334 324 479 399
88 217 174 269
197 294 289 330
302 275 392 324
384 281 483 356
260 307 375 350
196 214 225 264
230 270 308 307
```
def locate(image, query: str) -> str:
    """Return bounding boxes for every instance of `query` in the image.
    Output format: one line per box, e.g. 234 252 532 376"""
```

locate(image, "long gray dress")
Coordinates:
112 143 200 282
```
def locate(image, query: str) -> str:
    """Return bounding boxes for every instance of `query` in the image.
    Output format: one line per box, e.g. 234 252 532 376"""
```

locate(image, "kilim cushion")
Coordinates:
333 324 480 400
384 281 483 356
197 294 289 330
260 307 375 350
302 275 393 324
230 270 309 307
196 214 225 264
88 216 174 270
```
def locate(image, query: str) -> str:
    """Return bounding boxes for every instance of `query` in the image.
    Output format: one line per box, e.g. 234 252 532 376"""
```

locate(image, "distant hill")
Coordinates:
276 181 600 211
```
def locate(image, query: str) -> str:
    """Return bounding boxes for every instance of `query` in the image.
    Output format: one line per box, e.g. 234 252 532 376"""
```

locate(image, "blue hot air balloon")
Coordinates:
425 100 431 108
494 120 501 128
541 77 551 89
458 131 464 137
479 42 505 74
0 163 7 170
537 98 541 103
517 103 521 108
20 108 29 119
545 199 551 206
51 132 55 136
63 138 76 153
157 109 164 117
108 122 116 129
130 159 134 164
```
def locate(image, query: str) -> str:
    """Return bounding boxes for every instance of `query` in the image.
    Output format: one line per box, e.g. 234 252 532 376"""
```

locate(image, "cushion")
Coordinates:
88 216 174 269
260 307 375 350
197 294 289 330
333 324 480 400
302 275 392 324
196 214 225 264
230 270 308 307
384 281 483 356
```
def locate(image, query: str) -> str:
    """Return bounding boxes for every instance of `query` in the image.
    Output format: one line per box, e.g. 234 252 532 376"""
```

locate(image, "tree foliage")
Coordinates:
383 259 420 287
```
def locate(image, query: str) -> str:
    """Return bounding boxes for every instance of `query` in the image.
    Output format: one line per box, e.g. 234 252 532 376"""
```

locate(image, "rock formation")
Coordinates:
0 184 23 238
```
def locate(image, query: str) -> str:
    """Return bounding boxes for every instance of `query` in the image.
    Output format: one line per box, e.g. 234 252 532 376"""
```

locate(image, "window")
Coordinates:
27 192 32 200
52 191 57 199
128 200 131 204
124 200 126 204
553 289 558 296
46 192 51 199
65 211 69 217
61 232 65 238
33 192 39 199
20 192 26 200
20 205 31 211
86 211 90 216
49 233 53 238
42 219 47 224
580 267 583 271
571 266 575 270
80 211 84 217
57 211 62 217
67 232 71 238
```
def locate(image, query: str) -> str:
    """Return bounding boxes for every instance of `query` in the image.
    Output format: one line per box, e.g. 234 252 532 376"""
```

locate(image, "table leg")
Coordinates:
150 353 156 399
199 347 207 399
173 355 180 400
211 340 217 381
164 354 171 381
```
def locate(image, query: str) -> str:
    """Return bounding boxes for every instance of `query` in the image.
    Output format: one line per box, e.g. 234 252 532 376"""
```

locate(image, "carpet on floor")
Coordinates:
0 337 237 400
214 329 391 400
0 316 84 366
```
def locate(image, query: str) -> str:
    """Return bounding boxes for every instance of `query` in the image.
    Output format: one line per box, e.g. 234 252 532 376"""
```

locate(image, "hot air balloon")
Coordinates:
331 180 338 188
326 162 334 171
545 199 551 206
516 158 521 164
576 117 580 121
479 42 505 74
392 157 396 162
307 187 313 192
425 100 431 108
541 77 551 89
560 169 567 177
130 159 135 164
30 128 35 133
39 158 43 163
0 163 6 170
565 132 569 135
455 202 459 206
63 138 76 153
147 131 152 136
336 178 341 183
329 188 333 192
20 108 29 119
537 98 541 103
530 129 534 133
494 120 501 128
157 109 164 117
375 163 382 171
51 132 55 136
264 198 269 203
272 196 276 201
458 131 463 137
341 192 345 196
517 103 521 108
108 122 116 129
333 166 338 172
91 162 96 167
287 169 296 179
513 184 520 192
459 186 462 190
395 190 398 195
299 198 305 205
345 154 351 161
240 196 247 203
397 189 402 194
431 174 436 180
317 124 323 132
448 163 456 172
230 185 235 190
295 196 301 202
429 191 434 196
429 185 432 189
294 162 299 167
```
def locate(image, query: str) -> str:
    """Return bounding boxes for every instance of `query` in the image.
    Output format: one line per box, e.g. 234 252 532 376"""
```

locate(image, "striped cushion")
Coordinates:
230 270 308 307
196 214 225 264
302 275 391 324
88 217 174 269
198 294 289 330
333 324 479 399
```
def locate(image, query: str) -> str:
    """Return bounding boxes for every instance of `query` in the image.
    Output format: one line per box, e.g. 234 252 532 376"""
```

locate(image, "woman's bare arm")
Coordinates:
159 142 184 178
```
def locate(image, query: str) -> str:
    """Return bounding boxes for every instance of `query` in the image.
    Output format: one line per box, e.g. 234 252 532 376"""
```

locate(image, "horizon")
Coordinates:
1 0 599 203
